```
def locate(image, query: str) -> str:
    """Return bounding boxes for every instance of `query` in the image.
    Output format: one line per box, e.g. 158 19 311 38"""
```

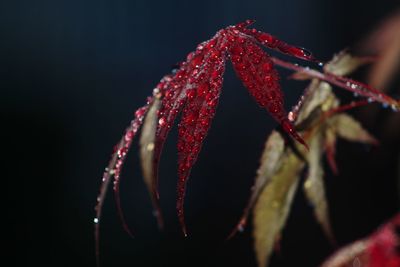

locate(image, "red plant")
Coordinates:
94 20 400 265
321 214 400 267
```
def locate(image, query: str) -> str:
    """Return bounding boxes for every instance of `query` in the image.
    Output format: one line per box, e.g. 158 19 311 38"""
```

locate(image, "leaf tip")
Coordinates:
152 209 164 230
227 217 247 240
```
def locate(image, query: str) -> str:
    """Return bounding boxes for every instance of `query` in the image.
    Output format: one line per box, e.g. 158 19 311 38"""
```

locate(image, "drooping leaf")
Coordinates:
151 37 223 235
151 63 200 215
241 24 319 62
229 131 285 237
230 39 307 148
304 130 335 244
139 95 163 228
177 48 226 235
272 53 400 110
94 20 400 266
94 104 149 265
95 21 323 251
253 152 304 267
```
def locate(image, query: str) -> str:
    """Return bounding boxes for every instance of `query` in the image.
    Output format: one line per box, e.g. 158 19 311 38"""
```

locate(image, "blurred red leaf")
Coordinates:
321 214 400 267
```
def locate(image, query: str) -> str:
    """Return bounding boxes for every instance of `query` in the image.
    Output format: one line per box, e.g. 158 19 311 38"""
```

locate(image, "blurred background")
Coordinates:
3 0 399 266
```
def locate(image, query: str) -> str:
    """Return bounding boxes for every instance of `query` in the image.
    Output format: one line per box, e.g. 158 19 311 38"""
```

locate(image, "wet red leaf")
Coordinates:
93 21 400 265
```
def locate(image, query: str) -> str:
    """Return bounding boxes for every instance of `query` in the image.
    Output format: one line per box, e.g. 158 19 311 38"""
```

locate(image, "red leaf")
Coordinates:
176 46 226 235
95 22 400 265
229 39 308 148
151 38 219 206
240 26 319 63
367 215 400 267
321 214 400 267
94 104 149 266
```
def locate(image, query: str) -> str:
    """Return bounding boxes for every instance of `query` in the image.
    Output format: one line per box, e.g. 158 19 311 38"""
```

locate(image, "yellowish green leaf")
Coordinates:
295 80 337 127
139 96 163 227
324 51 372 76
304 130 334 243
253 152 304 267
229 131 286 236
330 114 378 144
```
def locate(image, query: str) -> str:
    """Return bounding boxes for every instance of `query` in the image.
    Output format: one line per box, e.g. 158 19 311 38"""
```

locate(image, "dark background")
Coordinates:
3 0 399 266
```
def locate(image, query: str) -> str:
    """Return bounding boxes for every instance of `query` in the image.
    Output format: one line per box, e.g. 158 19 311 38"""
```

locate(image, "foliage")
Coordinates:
93 20 400 267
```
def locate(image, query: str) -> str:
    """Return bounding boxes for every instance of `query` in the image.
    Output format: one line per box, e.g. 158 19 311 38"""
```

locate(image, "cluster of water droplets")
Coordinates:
94 19 339 240
341 79 399 111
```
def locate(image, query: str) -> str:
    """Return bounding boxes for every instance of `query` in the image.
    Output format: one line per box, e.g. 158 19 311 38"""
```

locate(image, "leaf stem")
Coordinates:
271 57 400 111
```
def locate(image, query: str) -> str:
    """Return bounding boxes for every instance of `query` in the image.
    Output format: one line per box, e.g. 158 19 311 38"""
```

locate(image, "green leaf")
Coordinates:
253 152 304 267
229 131 286 237
139 96 163 227
330 114 378 144
304 130 334 243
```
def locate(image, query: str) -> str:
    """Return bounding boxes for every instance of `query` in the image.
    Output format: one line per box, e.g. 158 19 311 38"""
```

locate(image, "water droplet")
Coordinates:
152 88 162 98
171 64 180 74
135 108 146 118
238 225 244 233
186 89 196 100
353 92 359 97
146 143 155 151
94 218 99 224
236 19 255 29
391 105 398 112
296 46 312 57
262 62 273 72
158 117 167 126
318 62 324 67
382 103 389 108
272 201 280 208
288 111 295 122
367 98 374 103
230 45 244 55
206 38 217 49
304 179 313 189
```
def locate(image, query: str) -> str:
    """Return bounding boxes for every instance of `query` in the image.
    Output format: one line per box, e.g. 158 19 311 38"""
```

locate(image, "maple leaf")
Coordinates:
94 20 318 246
93 21 400 266
320 214 400 267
